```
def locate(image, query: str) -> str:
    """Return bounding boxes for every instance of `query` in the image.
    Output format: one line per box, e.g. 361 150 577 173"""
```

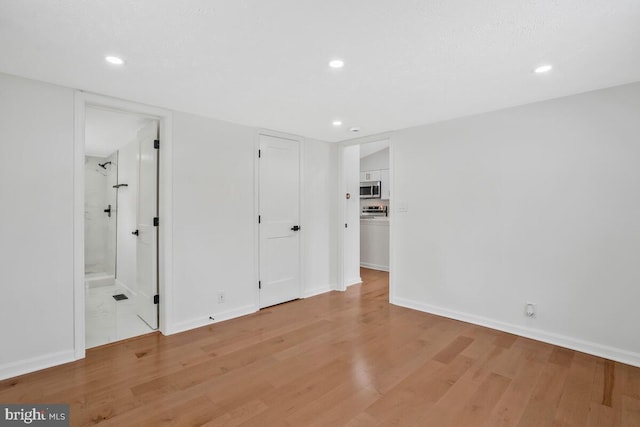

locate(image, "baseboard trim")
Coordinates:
360 262 389 272
303 285 332 298
115 279 137 297
392 297 640 368
345 277 362 287
166 304 258 335
0 349 76 381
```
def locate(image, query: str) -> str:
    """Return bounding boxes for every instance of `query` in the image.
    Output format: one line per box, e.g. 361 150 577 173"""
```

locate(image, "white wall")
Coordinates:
170 113 338 333
0 73 75 378
171 112 258 332
0 72 338 379
2 69 639 378
115 137 139 293
342 144 361 286
392 82 640 366
302 139 338 296
360 147 389 171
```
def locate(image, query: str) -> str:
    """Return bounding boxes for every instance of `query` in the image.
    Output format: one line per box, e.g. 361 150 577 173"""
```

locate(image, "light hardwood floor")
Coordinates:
2 268 639 426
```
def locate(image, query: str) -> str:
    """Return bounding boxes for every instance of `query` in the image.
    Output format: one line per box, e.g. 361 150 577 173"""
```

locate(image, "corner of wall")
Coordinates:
166 304 258 336
303 285 333 299
0 350 76 382
392 297 640 368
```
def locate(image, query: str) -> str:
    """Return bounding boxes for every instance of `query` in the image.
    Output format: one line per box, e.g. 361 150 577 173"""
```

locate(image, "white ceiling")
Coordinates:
1 1 639 143
85 107 151 157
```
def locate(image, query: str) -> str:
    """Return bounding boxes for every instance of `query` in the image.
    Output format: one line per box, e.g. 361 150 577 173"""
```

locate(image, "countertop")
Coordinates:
360 216 390 224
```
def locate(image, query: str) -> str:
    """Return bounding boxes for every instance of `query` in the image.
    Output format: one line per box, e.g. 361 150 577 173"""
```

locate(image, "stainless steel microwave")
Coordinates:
360 181 381 199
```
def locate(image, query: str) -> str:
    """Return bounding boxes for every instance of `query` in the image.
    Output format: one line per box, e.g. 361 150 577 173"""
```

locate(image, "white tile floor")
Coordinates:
85 284 154 348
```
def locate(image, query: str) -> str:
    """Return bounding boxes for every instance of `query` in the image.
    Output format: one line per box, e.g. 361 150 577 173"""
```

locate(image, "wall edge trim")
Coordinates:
166 304 258 335
359 263 389 272
303 285 332 298
392 297 640 368
344 277 362 287
0 350 76 381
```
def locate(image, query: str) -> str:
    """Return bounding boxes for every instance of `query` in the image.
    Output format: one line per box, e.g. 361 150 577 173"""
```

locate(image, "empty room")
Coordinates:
1 1 639 426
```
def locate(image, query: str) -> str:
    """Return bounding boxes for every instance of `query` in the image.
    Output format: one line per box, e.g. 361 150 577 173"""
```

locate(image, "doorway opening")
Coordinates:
83 106 159 348
358 140 390 273
339 138 392 296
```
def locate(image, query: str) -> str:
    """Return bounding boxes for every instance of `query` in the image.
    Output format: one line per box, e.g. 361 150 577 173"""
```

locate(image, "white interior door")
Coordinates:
136 121 159 329
259 135 301 308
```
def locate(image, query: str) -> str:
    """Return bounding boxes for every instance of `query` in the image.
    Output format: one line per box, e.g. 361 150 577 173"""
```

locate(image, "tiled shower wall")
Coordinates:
84 153 117 275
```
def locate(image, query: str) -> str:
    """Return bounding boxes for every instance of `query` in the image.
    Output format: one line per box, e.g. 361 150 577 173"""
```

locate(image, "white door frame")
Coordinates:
336 134 395 298
73 91 173 359
254 130 305 309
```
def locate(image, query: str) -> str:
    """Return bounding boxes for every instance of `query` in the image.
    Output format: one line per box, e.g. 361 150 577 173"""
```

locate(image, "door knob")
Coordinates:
132 230 139 236
291 225 301 231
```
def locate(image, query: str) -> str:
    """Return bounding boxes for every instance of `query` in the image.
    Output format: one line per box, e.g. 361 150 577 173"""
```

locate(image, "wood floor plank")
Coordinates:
237 359 352 426
621 396 640 427
433 335 475 364
1 268 639 426
364 356 472 424
516 360 570 426
412 374 483 426
586 402 618 427
285 382 380 427
343 412 380 427
483 347 547 427
103 395 223 426
202 399 269 427
451 372 512 426
552 352 597 426
623 363 640 400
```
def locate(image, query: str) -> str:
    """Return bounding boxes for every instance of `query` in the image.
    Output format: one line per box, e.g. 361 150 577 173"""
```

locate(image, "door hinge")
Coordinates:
258 215 261 224
258 149 261 158
153 217 159 227
154 294 159 304
154 139 160 149
259 281 261 289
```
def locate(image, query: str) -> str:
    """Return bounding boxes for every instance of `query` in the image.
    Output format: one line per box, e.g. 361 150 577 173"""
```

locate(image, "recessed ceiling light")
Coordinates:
105 56 125 65
329 59 344 69
332 120 342 126
534 64 552 74
349 127 360 133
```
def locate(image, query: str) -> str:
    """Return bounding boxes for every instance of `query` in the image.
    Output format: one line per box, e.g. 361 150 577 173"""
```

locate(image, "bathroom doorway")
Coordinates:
84 107 158 348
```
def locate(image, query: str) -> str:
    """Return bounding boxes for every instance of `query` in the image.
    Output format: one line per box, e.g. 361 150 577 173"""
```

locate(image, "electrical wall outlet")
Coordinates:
217 292 225 304
525 303 536 318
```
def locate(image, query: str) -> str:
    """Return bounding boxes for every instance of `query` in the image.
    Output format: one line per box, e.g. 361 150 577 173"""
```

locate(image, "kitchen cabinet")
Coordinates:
360 170 381 182
380 169 390 200
360 219 389 271
361 169 390 200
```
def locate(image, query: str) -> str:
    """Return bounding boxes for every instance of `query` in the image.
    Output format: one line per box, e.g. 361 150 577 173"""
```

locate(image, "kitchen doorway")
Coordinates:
358 140 390 272
339 138 393 298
